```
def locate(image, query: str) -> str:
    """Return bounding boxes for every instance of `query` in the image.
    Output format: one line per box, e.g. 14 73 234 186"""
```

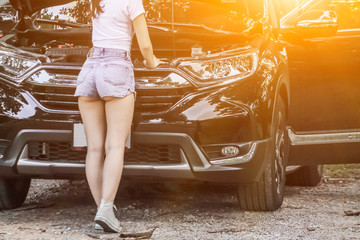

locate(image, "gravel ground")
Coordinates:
0 176 359 240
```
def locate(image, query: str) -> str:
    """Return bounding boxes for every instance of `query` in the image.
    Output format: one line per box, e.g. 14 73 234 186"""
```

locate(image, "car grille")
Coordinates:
28 70 191 115
27 142 182 164
31 85 79 111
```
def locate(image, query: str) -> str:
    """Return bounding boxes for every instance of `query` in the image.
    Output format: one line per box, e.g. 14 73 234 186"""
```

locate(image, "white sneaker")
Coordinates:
94 199 122 233
95 223 103 231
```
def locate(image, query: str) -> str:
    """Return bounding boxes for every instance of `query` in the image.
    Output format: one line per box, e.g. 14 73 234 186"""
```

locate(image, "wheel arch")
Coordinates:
270 61 290 137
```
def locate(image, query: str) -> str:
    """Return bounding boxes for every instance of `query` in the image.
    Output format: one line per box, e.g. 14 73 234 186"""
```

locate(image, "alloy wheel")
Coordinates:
274 112 285 195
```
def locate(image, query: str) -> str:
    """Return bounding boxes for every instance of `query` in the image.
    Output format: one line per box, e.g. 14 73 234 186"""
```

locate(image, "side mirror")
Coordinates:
295 9 338 37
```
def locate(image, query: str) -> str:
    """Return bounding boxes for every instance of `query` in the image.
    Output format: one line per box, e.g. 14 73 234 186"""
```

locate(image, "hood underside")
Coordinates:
9 0 73 16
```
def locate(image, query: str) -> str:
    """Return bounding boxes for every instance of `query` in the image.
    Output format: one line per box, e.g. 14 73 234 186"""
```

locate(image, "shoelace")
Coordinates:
112 205 120 226
113 205 118 211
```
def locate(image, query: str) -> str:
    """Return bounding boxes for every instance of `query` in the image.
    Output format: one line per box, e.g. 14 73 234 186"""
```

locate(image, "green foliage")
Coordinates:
324 164 360 178
60 0 91 24
39 8 56 20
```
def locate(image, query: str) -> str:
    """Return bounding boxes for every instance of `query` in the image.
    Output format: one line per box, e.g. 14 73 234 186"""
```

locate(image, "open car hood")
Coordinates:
9 0 73 16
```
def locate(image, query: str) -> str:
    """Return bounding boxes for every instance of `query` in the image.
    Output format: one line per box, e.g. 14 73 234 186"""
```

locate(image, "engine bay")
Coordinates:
42 41 90 63
3 24 93 64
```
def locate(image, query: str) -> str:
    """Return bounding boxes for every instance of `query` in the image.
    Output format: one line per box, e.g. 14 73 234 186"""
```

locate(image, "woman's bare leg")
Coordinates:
78 96 106 207
102 93 135 202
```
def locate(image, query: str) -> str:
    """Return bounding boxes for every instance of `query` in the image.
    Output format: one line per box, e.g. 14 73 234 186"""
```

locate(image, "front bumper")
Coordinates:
0 129 272 183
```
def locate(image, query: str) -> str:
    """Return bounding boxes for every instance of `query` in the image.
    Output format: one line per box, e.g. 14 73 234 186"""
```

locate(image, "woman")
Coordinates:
74 0 160 233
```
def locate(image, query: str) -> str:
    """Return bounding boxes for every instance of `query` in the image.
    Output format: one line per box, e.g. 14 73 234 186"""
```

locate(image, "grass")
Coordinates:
324 164 360 179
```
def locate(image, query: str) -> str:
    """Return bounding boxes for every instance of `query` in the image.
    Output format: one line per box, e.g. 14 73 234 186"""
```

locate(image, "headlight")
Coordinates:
179 49 258 87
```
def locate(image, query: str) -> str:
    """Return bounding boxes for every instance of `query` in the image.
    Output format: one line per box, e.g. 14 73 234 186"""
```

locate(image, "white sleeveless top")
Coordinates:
92 0 145 51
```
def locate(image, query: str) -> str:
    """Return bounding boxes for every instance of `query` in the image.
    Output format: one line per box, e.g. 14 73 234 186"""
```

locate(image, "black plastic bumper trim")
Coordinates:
0 129 271 183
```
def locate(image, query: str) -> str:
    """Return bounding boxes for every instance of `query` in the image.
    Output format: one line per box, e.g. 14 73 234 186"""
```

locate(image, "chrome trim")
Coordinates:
288 128 360 145
24 74 190 115
140 103 172 107
21 66 195 115
17 159 85 174
134 67 198 87
135 73 192 89
338 28 360 33
285 165 301 174
40 100 78 106
1 63 194 87
16 134 194 177
17 158 195 179
209 142 257 166
17 146 194 179
148 25 172 32
33 92 76 97
23 91 81 115
0 63 73 86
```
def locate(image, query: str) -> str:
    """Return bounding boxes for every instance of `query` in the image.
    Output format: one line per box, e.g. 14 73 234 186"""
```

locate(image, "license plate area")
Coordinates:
72 123 131 149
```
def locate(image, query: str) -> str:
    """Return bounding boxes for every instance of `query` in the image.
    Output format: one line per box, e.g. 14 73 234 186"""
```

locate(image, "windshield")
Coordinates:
38 0 264 32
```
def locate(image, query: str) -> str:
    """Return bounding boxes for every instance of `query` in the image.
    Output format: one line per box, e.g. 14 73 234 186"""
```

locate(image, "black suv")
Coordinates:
0 0 359 211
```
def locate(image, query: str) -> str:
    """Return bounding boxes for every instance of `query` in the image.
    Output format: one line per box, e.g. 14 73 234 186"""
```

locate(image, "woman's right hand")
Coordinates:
132 14 162 69
143 55 161 69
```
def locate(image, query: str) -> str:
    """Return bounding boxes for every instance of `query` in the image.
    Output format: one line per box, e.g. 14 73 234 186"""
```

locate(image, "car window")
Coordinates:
274 0 306 18
297 0 360 30
330 0 360 30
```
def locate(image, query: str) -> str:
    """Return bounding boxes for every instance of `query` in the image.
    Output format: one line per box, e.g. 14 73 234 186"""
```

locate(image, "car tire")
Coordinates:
286 165 323 187
0 178 31 210
236 97 288 211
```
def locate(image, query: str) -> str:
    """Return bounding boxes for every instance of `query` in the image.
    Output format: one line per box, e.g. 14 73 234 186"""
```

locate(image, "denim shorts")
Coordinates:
74 47 136 100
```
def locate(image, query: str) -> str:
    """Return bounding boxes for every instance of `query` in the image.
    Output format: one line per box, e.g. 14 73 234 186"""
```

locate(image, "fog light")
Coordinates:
221 146 240 157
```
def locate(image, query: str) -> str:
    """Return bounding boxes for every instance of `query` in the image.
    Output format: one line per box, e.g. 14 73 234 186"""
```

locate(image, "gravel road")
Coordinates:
0 176 359 240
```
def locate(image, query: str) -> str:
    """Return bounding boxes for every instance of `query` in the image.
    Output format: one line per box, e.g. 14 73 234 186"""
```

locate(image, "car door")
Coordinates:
281 0 360 165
